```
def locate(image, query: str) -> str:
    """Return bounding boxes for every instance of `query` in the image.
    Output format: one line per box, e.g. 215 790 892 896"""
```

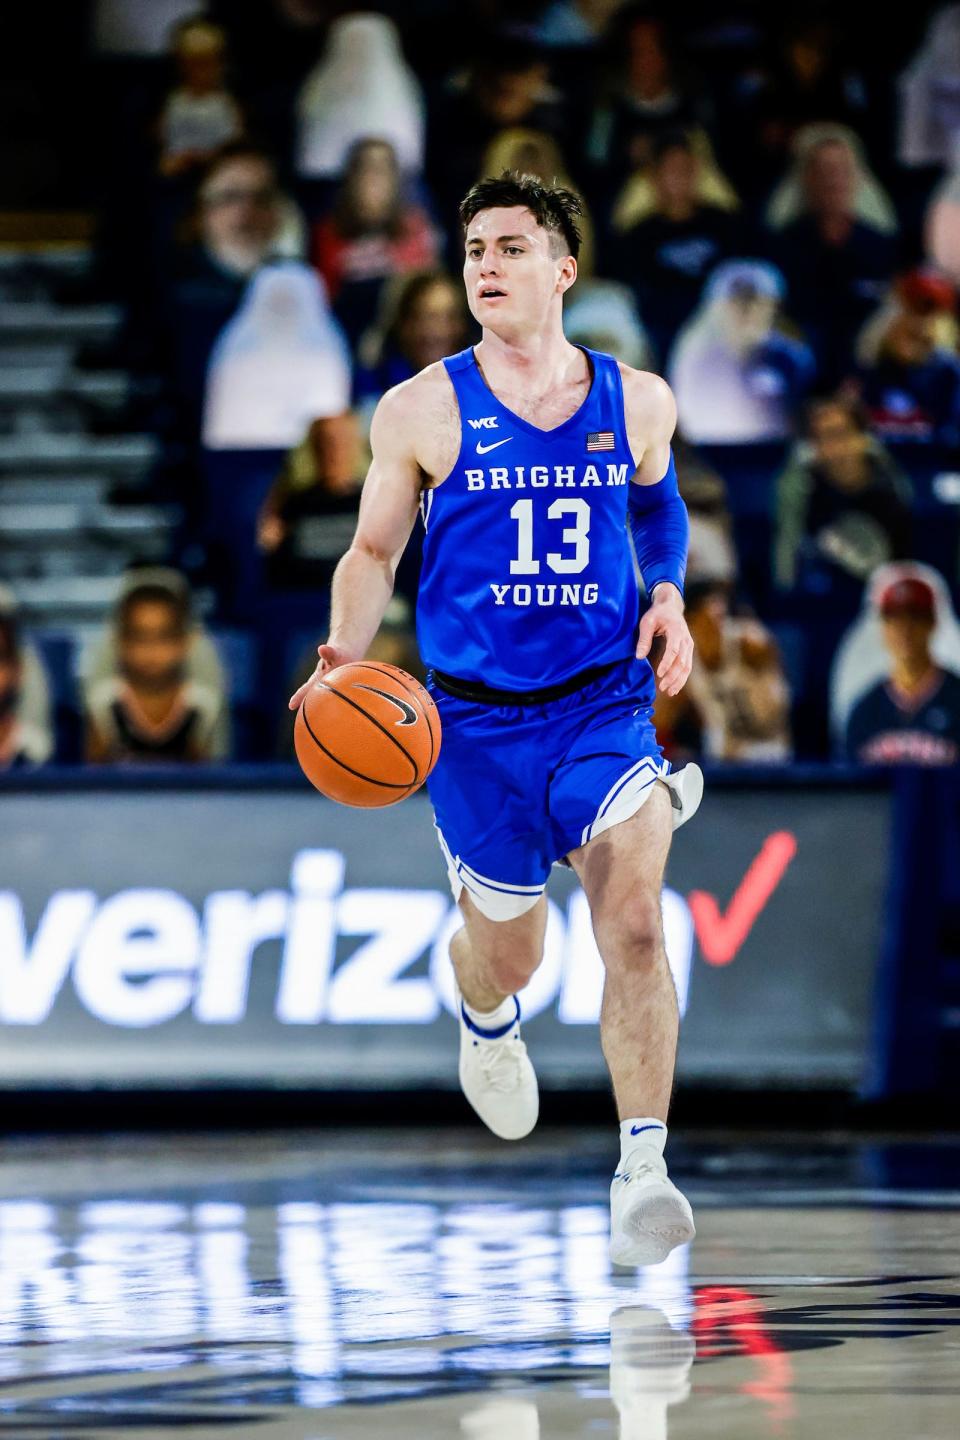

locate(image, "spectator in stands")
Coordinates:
0 613 53 768
898 5 960 169
426 36 564 228
355 270 471 419
844 574 960 765
203 261 351 450
852 268 960 447
81 568 226 702
669 260 816 443
608 129 742 364
479 130 596 275
0 585 54 761
166 143 287 430
727 18 872 199
586 8 712 191
311 138 440 345
774 395 913 591
257 411 363 591
832 561 960 744
85 577 229 764
296 13 425 182
157 18 244 180
765 126 899 386
654 580 792 763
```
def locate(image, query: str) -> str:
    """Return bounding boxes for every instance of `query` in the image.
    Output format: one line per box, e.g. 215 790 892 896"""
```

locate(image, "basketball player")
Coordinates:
291 174 702 1266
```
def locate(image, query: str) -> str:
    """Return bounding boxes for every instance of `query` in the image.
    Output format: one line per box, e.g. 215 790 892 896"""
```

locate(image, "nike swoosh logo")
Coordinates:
476 437 513 455
352 683 418 726
630 1123 664 1136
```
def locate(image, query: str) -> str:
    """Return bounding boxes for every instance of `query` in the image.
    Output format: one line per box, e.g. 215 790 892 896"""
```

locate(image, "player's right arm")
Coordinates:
288 384 424 710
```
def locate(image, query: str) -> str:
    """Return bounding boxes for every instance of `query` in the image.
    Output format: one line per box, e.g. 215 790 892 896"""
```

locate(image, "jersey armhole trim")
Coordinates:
432 358 469 491
608 358 641 471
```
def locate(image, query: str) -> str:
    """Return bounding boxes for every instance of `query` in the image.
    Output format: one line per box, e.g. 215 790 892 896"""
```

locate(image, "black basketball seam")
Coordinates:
300 705 412 790
353 662 437 774
320 680 420 785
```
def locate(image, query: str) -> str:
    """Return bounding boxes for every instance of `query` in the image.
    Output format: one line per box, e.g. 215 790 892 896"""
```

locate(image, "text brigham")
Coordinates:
466 463 629 490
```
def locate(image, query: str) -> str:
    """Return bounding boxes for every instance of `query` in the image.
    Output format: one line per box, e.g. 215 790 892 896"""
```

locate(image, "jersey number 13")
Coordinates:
509 498 591 576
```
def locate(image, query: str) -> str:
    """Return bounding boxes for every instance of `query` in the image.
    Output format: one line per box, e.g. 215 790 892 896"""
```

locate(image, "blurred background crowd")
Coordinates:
2 0 960 770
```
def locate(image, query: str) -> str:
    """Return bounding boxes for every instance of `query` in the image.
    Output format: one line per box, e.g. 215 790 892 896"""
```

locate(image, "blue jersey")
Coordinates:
416 345 641 691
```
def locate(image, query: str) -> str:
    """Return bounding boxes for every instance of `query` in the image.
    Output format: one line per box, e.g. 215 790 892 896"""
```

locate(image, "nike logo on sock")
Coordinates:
630 1123 664 1136
476 437 513 455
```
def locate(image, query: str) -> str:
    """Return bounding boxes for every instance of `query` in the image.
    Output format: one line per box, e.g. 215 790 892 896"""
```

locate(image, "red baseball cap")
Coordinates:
896 268 956 314
878 576 936 618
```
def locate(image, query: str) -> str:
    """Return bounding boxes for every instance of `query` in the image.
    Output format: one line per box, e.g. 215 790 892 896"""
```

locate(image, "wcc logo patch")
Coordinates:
468 417 498 430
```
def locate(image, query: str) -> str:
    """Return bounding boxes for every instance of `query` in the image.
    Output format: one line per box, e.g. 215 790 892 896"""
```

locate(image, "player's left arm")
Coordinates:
620 368 692 697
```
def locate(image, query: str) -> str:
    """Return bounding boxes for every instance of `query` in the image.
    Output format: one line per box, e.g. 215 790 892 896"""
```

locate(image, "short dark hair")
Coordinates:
118 584 190 634
459 171 583 260
198 140 278 198
802 392 869 438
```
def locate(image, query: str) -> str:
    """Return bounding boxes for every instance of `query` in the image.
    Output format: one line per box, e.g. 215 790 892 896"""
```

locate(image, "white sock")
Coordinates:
462 994 518 1034
620 1117 667 1160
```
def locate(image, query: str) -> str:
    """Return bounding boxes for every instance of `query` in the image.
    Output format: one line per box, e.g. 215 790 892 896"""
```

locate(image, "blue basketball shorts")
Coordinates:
424 655 669 922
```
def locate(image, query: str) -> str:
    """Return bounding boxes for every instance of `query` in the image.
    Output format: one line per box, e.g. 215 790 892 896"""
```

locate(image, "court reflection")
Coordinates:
0 1191 693 1426
1 1135 958 1436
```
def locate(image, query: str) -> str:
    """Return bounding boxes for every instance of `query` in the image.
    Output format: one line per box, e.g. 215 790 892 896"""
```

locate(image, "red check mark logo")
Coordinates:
687 831 798 967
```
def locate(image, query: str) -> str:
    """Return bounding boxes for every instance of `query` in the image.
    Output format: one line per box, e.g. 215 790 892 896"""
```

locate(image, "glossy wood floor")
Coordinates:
1 1128 958 1437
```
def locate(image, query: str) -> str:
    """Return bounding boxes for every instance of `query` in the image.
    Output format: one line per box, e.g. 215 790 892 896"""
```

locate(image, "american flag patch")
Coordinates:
586 431 615 451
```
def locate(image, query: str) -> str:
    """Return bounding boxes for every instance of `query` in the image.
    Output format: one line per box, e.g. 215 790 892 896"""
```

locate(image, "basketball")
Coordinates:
294 661 441 807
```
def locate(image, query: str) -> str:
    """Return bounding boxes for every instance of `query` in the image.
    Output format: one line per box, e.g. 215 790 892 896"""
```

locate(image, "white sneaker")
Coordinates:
609 1149 695 1267
661 763 703 831
457 993 539 1141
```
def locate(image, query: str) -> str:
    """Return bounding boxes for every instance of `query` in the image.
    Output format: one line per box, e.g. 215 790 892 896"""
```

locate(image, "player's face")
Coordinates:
463 206 574 336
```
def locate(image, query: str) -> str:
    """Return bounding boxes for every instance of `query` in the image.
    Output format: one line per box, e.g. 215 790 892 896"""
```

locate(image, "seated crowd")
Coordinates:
9 1 960 770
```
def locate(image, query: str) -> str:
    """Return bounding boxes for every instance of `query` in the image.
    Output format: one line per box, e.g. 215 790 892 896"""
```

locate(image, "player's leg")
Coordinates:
567 782 676 1121
451 889 547 1011
449 890 546 1142
567 783 695 1266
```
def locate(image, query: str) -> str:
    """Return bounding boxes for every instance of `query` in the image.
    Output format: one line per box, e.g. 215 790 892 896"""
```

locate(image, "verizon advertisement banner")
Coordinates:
1 781 889 1089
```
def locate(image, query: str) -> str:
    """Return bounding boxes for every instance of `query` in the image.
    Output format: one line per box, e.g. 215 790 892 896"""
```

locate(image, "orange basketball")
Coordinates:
294 661 441 807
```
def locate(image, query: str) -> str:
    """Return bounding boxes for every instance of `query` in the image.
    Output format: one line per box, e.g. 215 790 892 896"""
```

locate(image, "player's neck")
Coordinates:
475 318 581 390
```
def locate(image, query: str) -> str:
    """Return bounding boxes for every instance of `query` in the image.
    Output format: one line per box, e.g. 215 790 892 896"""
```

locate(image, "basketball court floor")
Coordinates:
1 1127 957 1437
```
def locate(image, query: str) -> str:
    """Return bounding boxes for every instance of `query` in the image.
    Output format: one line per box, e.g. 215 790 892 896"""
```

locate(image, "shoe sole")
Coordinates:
666 763 703 831
610 1193 696 1267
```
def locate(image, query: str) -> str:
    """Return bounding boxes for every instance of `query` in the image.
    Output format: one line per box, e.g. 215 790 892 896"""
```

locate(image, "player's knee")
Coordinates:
597 893 664 973
486 948 543 996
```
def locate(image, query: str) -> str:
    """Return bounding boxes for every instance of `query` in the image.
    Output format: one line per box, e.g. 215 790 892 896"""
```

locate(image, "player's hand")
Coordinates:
636 586 694 696
288 643 353 711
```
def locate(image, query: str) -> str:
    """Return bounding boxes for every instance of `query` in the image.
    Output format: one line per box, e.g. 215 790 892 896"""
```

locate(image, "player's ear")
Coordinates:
556 254 577 295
